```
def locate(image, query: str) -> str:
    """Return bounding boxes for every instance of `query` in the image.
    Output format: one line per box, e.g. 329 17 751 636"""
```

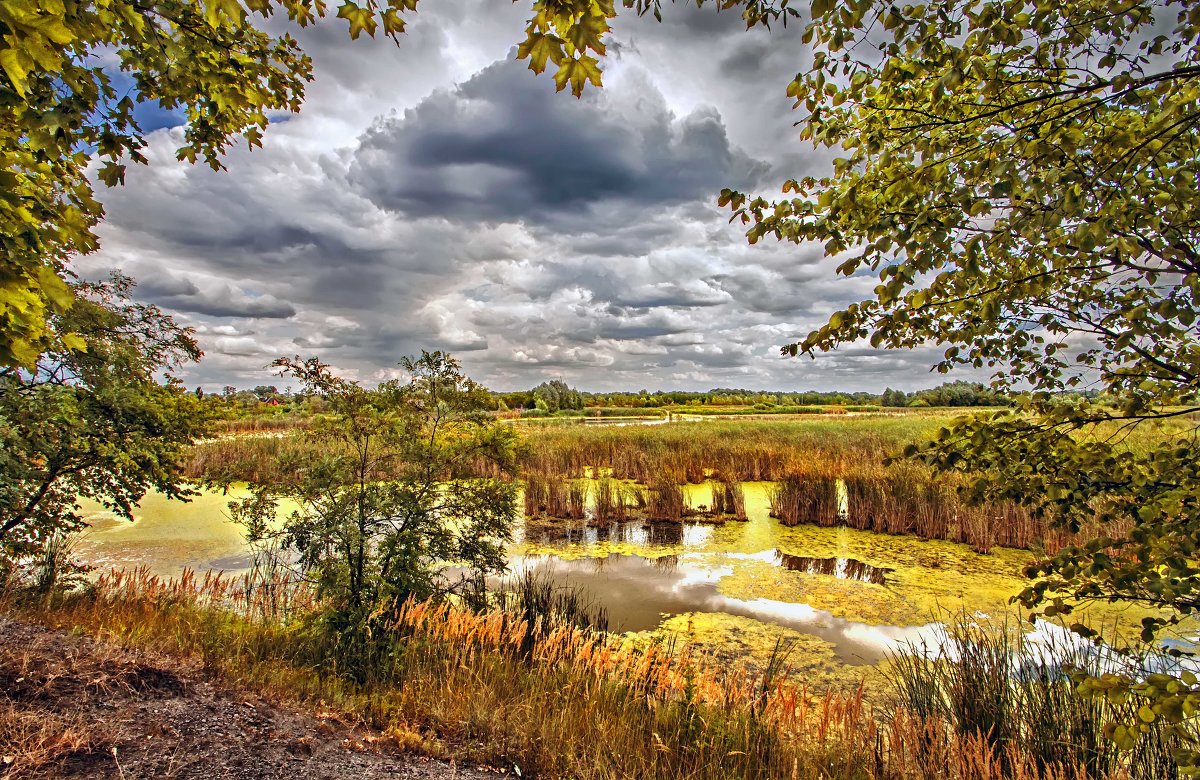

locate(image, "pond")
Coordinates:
73 482 1160 693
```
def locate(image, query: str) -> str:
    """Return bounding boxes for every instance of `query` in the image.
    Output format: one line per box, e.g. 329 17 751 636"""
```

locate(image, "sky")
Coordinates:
81 0 960 393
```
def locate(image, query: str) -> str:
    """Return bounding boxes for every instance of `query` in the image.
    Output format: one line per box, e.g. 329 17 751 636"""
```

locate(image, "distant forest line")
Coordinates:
210 379 1018 419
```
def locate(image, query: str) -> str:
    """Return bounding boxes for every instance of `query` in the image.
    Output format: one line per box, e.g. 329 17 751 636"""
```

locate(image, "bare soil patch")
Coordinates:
0 617 499 780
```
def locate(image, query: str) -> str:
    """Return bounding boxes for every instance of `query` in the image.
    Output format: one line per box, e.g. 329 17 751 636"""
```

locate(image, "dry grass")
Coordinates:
0 569 1153 780
770 471 842 527
0 702 98 779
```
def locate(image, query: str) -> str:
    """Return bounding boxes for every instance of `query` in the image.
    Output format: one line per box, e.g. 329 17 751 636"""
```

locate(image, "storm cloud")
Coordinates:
347 59 766 225
80 1 971 392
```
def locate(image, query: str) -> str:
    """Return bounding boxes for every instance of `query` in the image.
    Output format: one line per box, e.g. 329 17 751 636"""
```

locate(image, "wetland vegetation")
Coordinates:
43 402 1187 778
5 0 1200 776
5 344 1194 779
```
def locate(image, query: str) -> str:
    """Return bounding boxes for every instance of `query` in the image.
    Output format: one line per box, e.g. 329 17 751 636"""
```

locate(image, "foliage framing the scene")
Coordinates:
225 352 519 642
706 0 1200 766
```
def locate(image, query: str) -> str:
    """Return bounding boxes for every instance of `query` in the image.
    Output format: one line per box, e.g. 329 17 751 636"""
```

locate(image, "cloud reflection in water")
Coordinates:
504 553 941 664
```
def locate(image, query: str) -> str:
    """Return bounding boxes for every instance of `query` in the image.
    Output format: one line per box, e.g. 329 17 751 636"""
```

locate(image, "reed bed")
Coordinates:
593 477 617 523
520 419 1066 551
592 478 637 523
764 461 1110 554
645 477 687 522
711 477 748 520
770 472 842 527
186 416 1136 553
515 418 933 483
845 462 950 538
211 415 310 435
2 569 1156 780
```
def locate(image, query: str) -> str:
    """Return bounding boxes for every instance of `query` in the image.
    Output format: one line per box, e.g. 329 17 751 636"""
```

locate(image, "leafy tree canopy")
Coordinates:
710 0 1200 763
0 273 207 570
0 0 634 369
531 379 585 412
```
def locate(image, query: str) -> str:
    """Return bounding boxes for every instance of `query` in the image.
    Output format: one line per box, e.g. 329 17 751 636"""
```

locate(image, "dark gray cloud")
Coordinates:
80 0 988 393
138 272 297 319
346 58 766 225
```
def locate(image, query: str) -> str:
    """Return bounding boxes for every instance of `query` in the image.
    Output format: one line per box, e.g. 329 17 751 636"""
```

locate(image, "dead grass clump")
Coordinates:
711 477 748 521
645 478 687 522
0 702 101 778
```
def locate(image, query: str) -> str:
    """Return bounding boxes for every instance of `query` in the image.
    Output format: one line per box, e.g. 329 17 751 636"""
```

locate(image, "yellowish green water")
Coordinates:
77 488 254 577
75 482 1163 695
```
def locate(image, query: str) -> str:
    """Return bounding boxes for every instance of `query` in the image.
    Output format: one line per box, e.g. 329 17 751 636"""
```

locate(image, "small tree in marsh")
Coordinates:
228 351 519 637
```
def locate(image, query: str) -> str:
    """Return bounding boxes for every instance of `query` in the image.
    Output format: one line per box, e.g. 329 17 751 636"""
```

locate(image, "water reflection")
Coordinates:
506 553 939 664
520 520 713 549
582 417 668 427
775 551 893 585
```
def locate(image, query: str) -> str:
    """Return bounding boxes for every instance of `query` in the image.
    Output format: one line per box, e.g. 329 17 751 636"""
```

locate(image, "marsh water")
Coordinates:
78 480 1077 690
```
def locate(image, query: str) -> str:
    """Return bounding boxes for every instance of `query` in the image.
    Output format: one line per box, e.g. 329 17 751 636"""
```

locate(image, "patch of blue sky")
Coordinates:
103 69 186 134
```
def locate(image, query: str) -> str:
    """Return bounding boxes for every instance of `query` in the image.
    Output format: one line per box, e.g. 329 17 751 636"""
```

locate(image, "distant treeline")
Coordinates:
198 379 1016 430
494 380 1014 412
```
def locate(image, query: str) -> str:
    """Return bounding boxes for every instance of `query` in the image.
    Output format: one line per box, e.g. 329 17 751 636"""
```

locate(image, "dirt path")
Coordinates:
0 617 500 779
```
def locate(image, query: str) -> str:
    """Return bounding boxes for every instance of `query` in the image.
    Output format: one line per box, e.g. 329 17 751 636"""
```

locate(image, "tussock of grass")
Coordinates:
889 613 1182 779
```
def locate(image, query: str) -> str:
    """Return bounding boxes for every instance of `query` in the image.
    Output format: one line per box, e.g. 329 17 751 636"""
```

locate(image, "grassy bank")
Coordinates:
2 569 1174 780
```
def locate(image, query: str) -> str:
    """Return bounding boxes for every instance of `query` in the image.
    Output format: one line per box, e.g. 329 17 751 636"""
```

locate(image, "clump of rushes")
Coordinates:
769 472 841 527
711 477 748 521
522 473 588 520
645 477 687 522
523 472 548 518
3 568 1161 780
566 480 588 520
887 613 1182 779
592 478 627 524
844 462 951 539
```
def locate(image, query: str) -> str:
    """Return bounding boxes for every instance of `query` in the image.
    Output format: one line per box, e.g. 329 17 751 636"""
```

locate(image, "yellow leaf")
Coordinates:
60 332 87 352
0 47 32 96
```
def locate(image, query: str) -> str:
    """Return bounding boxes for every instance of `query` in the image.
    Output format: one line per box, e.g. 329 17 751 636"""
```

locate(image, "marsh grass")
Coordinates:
645 477 687 522
2 569 1143 780
593 477 617 523
482 570 610 656
770 472 841 527
567 481 588 520
888 614 1182 779
711 477 748 520
591 478 638 523
212 415 309 435
188 416 1137 553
